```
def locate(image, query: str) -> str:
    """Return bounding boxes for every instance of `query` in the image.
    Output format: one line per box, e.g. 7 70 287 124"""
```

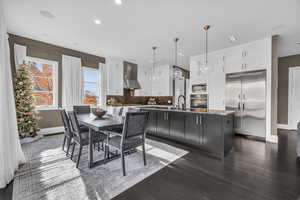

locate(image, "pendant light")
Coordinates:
152 46 157 80
173 38 183 79
200 25 210 73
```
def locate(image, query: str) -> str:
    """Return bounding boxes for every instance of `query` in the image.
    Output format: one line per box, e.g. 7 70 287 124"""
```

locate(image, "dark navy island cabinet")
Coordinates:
142 108 234 159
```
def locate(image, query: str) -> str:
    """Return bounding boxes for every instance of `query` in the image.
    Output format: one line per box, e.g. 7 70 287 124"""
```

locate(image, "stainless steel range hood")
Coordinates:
123 61 141 89
124 79 141 89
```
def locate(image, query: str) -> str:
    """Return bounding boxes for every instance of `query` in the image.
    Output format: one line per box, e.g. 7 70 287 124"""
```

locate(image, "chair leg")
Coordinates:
71 143 76 160
66 138 71 156
76 145 83 168
104 145 108 163
62 135 66 151
121 151 126 176
107 146 110 159
142 144 147 166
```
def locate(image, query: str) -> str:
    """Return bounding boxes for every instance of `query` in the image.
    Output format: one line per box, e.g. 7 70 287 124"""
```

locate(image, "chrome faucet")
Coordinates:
177 95 186 110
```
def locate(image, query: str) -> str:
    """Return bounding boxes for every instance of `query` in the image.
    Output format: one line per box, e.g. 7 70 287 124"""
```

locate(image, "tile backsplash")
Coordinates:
107 95 173 105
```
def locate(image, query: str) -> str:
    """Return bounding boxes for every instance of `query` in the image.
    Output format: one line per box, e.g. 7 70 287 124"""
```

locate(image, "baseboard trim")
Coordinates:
38 126 64 136
277 123 296 130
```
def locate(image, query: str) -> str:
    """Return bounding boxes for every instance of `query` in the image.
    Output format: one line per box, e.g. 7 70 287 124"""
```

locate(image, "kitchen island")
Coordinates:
140 107 235 159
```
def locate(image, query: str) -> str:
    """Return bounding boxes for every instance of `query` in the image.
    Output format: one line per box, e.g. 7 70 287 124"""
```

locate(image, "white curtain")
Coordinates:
62 55 83 111
14 43 27 71
99 62 107 109
0 2 25 188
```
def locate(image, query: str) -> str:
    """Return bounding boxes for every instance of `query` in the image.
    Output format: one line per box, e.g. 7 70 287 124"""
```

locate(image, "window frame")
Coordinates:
25 56 59 110
82 66 100 106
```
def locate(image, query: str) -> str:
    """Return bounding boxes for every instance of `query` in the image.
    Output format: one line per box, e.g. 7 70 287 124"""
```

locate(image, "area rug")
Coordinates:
13 134 188 200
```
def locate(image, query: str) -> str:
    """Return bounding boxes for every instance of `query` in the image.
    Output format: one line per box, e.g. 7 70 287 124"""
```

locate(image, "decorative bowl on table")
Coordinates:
92 108 107 118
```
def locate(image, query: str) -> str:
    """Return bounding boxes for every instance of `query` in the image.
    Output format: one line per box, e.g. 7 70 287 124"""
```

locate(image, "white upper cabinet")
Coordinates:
224 38 268 73
241 39 268 72
136 64 173 97
190 55 208 84
136 66 152 96
106 58 124 96
152 65 173 96
224 46 243 74
207 51 226 110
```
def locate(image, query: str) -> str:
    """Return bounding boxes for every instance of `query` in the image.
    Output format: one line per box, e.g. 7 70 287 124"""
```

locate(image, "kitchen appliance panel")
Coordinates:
241 71 266 137
225 75 242 131
192 84 207 93
226 70 266 138
190 94 208 110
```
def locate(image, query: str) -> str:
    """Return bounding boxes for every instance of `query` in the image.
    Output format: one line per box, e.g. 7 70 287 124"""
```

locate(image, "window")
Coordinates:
82 67 100 105
26 57 58 109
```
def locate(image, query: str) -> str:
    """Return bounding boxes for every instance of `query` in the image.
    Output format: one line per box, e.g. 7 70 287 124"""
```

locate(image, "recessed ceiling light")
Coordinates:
115 0 122 5
94 19 102 25
228 35 237 43
40 10 54 19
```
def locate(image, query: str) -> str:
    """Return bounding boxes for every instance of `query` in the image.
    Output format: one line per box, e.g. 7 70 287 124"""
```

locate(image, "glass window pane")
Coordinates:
29 62 53 77
28 60 54 106
84 83 99 105
32 77 53 91
33 91 53 106
83 70 98 83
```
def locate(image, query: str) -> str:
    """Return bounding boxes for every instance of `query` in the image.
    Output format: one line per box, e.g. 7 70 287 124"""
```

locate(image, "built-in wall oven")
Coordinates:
192 84 207 93
190 83 208 111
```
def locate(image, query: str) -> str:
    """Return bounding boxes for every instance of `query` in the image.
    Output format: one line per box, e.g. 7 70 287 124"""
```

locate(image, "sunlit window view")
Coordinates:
83 68 100 105
28 61 54 106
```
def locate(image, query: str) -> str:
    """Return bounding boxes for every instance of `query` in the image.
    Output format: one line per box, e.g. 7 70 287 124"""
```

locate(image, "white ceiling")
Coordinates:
3 0 300 69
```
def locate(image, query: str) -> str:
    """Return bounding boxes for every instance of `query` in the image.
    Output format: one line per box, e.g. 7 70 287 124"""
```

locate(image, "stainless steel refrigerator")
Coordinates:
225 70 266 138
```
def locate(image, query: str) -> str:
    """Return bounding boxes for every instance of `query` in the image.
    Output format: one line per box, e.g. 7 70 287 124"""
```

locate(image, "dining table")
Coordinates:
77 113 124 168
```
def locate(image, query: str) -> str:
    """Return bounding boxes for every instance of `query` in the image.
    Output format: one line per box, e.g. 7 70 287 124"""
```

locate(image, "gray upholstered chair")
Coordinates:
104 111 149 176
297 122 300 158
60 109 74 156
73 105 91 114
68 111 107 168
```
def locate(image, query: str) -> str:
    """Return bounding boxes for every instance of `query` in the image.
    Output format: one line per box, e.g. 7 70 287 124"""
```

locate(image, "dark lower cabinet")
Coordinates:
185 113 202 146
170 112 185 140
142 108 234 159
146 110 157 135
156 111 170 138
202 115 222 154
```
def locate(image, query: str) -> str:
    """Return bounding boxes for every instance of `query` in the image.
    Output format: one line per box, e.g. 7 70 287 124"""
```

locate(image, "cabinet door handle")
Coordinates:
196 116 198 125
199 116 202 125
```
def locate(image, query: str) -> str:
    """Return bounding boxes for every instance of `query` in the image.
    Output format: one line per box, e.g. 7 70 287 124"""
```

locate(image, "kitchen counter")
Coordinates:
139 106 235 116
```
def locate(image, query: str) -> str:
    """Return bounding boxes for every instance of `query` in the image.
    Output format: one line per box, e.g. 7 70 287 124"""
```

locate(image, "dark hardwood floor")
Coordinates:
1 129 300 200
0 180 13 200
113 129 300 200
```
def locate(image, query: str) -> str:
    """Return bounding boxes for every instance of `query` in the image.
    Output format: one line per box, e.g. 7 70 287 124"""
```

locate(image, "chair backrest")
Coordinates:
73 105 91 114
122 111 149 141
60 109 73 137
68 111 82 139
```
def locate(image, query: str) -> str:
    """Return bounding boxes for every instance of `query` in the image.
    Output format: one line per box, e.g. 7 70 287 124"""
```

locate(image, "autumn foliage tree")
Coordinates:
14 64 39 138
